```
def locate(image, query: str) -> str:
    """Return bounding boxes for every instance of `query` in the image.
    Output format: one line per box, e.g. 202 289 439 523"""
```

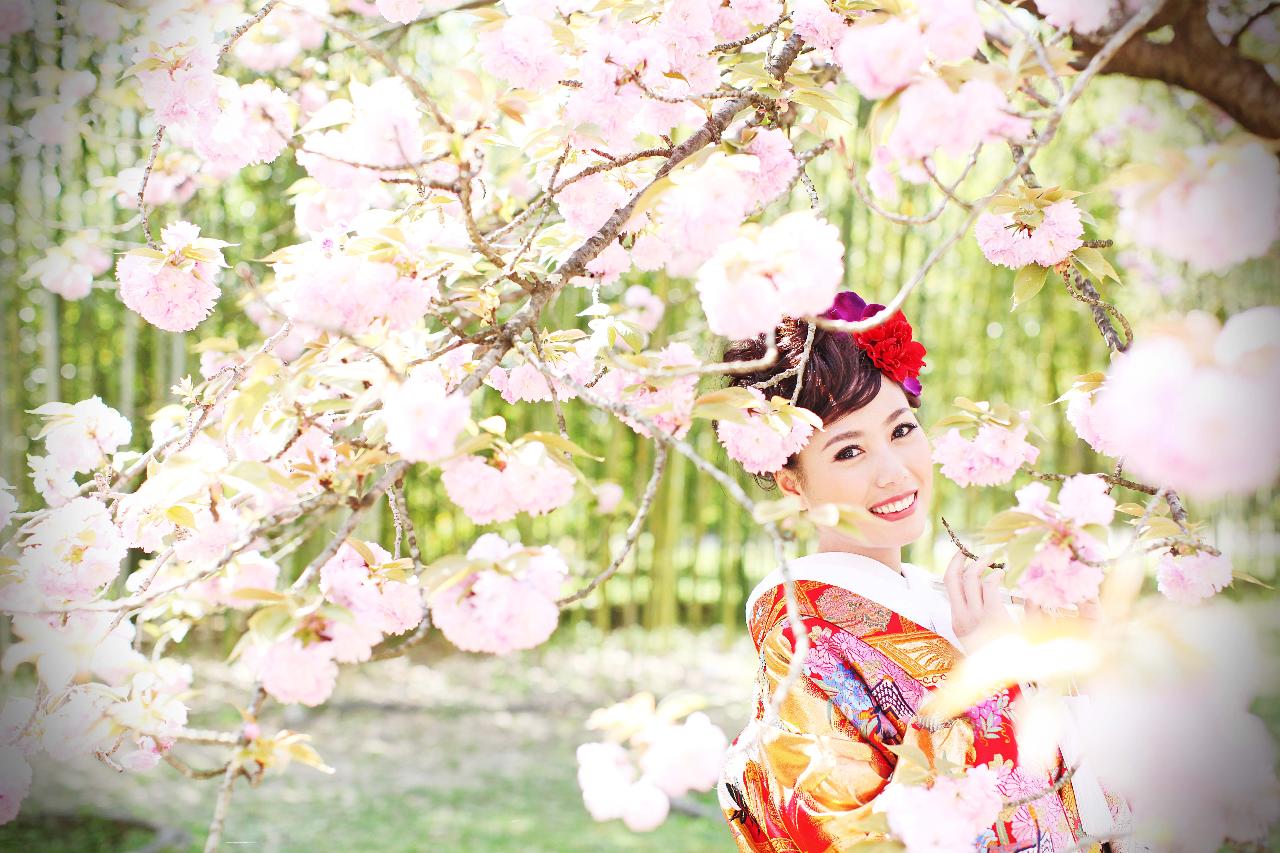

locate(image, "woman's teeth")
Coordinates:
871 493 916 515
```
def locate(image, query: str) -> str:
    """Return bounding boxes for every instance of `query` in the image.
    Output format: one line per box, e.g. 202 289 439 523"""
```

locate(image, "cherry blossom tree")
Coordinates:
1 0 1278 850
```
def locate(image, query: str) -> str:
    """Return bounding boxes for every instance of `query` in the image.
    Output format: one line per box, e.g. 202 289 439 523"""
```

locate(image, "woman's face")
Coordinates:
774 381 933 550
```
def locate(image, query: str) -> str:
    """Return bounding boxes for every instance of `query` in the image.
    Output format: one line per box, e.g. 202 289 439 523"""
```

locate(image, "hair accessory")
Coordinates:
819 289 927 396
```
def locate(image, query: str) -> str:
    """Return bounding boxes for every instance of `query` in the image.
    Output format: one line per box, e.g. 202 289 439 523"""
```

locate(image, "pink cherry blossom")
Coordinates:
133 38 221 130
376 0 423 23
30 395 131 474
21 497 127 604
716 390 816 475
2 611 144 689
1156 551 1234 604
274 249 434 334
790 0 846 53
743 127 800 207
38 686 115 761
116 221 227 332
594 342 700 439
232 1 326 71
621 779 670 832
320 541 425 636
242 637 339 706
975 199 1084 269
622 285 665 333
1093 313 1280 500
477 15 566 91
500 442 577 516
1016 542 1104 609
429 534 567 654
695 210 845 339
383 368 471 463
933 419 1040 488
194 79 293 178
835 17 926 100
27 454 77 507
595 481 624 513
1115 140 1280 273
208 551 281 608
650 152 758 276
577 741 638 822
880 765 1003 853
1064 387 1124 456
441 456 519 524
728 0 781 26
1056 474 1115 527
886 78 1030 174
920 0 984 63
1036 0 1115 35
555 170 629 237
638 712 728 797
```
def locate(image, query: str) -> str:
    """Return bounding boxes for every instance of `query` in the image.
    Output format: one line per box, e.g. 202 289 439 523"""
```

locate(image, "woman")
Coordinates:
715 291 1131 852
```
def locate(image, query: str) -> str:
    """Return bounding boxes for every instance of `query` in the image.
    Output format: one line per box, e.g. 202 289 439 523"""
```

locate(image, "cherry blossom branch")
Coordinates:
137 127 165 248
786 320 818 405
1025 468 1158 495
12 491 341 615
218 0 281 60
558 444 668 606
605 328 780 378
711 14 792 53
485 145 670 242
1063 267 1132 352
203 684 265 852
165 752 231 780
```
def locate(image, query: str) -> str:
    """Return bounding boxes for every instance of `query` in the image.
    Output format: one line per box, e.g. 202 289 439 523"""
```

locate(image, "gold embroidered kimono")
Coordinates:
717 553 1129 852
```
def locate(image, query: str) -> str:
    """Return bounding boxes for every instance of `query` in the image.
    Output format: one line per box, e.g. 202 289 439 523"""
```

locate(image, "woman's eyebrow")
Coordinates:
822 408 910 449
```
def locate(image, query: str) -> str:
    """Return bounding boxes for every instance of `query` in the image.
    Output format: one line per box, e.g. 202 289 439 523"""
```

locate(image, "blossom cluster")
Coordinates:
1007 475 1116 608
933 411 1040 488
441 442 577 524
429 533 568 655
577 695 728 832
241 540 425 706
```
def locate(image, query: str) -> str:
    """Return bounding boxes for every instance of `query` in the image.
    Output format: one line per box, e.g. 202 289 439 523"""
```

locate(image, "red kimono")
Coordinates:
717 557 1128 852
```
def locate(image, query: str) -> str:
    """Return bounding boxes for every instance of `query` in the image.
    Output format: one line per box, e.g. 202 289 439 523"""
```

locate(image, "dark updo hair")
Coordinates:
721 316 922 489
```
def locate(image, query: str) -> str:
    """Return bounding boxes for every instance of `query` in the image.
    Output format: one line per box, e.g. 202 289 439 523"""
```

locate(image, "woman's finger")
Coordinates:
943 552 965 602
980 566 1005 613
962 557 983 618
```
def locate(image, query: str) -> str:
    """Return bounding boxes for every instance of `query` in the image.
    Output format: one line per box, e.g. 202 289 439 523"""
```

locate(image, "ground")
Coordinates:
6 624 759 852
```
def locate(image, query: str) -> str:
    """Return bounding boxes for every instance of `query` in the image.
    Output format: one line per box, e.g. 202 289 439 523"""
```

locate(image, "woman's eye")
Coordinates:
893 422 918 439
835 445 862 461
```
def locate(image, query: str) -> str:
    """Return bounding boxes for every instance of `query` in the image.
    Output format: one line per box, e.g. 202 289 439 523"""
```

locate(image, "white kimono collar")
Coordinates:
743 550 964 651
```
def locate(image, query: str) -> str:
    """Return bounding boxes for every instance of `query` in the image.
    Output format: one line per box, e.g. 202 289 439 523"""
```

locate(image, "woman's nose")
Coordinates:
875 450 912 488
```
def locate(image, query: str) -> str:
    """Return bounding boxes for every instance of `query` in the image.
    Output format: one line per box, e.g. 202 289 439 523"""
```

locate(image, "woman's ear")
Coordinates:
774 467 803 502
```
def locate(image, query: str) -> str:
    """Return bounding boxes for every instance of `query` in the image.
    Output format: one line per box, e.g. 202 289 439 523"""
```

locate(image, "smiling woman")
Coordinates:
712 291 1134 853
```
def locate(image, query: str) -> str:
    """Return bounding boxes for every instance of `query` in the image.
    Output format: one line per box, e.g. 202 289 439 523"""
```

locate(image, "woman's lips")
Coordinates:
869 490 918 521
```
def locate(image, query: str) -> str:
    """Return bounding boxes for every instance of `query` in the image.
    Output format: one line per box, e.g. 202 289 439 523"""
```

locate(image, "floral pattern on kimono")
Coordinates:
717 578 1102 853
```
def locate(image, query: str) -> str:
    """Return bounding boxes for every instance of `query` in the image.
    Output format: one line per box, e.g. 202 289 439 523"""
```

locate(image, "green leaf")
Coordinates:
164 505 198 529
519 430 604 462
1011 265 1049 310
228 587 289 603
1072 247 1121 285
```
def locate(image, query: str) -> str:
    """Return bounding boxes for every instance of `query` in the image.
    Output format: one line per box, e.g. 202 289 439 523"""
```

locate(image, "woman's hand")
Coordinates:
943 549 1013 652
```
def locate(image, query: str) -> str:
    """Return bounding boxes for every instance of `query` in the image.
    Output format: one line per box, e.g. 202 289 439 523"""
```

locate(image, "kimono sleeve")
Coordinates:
751 616 978 850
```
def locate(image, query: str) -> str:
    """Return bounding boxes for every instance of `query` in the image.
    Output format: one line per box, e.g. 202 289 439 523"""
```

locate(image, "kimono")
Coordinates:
717 551 1133 853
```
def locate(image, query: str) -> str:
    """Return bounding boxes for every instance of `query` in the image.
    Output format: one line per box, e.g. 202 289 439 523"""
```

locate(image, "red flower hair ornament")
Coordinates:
818 290 927 396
